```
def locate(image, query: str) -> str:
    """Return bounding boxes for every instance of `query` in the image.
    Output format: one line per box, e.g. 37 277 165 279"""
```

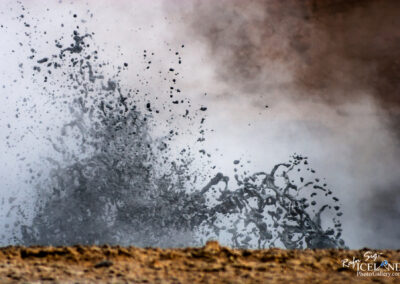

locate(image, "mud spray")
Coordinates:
0 2 347 249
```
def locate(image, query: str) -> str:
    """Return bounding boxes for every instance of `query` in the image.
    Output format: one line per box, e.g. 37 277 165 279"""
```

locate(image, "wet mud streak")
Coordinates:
200 156 344 249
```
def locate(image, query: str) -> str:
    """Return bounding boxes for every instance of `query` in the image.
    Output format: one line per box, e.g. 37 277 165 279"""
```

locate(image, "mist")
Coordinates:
0 0 399 249
164 0 400 248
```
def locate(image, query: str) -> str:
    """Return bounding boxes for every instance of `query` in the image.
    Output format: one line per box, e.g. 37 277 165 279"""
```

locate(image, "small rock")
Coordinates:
204 240 221 253
94 260 113 268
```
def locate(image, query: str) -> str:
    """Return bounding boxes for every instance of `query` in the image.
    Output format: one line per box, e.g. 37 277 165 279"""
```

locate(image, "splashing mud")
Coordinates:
4 5 345 249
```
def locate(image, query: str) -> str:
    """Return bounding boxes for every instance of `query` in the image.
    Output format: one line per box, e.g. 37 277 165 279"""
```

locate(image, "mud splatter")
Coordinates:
3 4 345 249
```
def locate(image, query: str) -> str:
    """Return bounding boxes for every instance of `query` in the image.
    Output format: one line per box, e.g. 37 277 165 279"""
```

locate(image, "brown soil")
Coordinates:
0 241 399 283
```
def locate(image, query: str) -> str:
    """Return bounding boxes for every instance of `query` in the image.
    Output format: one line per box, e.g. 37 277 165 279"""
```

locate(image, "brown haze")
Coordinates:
165 0 400 248
175 0 400 109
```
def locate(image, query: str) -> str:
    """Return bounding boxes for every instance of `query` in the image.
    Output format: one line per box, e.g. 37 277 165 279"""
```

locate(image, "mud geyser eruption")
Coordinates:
6 8 345 249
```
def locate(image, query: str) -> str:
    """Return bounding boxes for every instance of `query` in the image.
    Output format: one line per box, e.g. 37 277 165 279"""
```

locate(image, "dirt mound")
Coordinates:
0 241 399 283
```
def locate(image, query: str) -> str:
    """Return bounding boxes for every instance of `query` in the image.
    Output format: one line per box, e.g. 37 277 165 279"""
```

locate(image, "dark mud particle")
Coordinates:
37 58 48 64
61 31 90 54
200 107 207 111
146 102 152 112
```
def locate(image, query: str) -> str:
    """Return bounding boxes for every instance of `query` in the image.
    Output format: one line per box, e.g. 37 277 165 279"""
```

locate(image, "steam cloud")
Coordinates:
165 0 400 248
0 0 399 248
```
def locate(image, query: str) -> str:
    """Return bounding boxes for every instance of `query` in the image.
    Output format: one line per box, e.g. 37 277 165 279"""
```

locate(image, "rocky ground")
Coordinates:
0 241 399 283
